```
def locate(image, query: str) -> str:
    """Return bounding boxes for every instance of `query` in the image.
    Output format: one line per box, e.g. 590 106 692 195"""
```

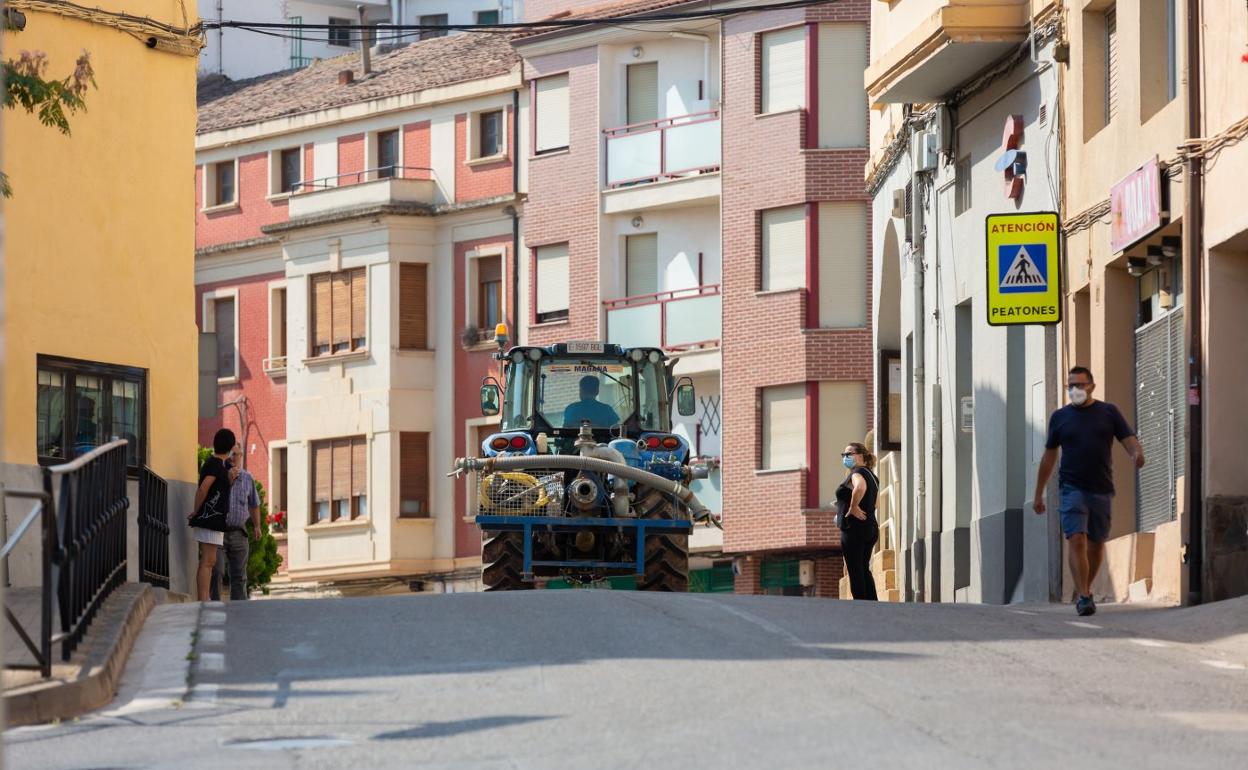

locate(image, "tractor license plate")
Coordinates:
566 341 605 354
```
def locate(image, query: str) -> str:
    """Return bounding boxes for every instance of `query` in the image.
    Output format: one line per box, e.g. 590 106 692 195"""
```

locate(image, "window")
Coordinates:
761 205 806 291
816 380 867 503
1105 5 1119 125
37 355 146 469
626 62 658 125
279 148 301 194
1140 0 1179 120
328 17 351 47
817 24 867 148
625 233 658 297
399 263 428 349
475 10 500 26
534 74 570 154
399 432 430 518
311 437 367 522
377 129 400 178
213 296 237 379
761 384 806 470
270 445 288 514
204 161 236 208
760 27 805 114
419 13 448 40
267 283 287 371
477 110 504 158
954 156 972 216
535 243 570 323
476 256 502 330
817 203 866 328
310 268 367 357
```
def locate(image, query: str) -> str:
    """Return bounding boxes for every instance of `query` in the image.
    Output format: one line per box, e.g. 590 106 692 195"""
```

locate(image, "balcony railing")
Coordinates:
603 284 720 352
291 166 435 192
604 110 721 189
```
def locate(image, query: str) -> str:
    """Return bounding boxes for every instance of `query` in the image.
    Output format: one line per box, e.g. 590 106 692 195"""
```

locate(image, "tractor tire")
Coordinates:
635 487 689 592
481 531 534 591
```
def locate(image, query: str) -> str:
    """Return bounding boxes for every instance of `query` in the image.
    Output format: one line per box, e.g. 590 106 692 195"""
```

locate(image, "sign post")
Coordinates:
985 212 1062 326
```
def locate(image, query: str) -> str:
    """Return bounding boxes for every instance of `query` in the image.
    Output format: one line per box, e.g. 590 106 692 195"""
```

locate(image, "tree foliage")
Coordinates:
2 49 96 197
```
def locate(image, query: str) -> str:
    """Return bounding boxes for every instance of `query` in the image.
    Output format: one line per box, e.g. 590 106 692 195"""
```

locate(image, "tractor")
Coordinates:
449 334 712 591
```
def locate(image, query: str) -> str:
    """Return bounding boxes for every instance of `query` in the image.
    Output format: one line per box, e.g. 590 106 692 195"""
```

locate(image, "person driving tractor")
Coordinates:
562 375 620 427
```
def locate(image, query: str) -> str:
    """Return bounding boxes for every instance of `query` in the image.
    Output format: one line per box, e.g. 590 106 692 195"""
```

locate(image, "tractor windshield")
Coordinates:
499 354 669 432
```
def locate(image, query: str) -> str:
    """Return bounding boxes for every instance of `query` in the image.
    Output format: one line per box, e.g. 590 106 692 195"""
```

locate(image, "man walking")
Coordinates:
1034 366 1145 616
211 444 261 601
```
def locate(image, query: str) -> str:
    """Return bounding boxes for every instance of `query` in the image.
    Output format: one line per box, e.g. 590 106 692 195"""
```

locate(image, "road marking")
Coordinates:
1010 610 1038 616
202 611 226 626
200 628 226 646
198 652 225 673
1066 621 1102 629
188 683 219 706
1202 660 1246 671
690 597 804 645
1130 638 1169 648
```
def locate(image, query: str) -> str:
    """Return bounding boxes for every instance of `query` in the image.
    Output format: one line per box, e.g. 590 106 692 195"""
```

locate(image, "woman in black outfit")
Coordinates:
836 442 879 601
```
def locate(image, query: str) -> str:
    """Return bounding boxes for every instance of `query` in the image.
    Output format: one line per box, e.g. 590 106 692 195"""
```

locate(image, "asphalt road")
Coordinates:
6 592 1247 769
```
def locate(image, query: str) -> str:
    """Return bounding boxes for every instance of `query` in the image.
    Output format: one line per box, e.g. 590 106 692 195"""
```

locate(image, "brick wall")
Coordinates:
338 133 365 181
402 121 432 180
195 152 291 249
455 106 516 202
522 47 600 346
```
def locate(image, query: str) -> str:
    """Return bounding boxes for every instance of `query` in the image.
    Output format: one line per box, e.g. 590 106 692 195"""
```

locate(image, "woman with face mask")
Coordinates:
835 442 879 601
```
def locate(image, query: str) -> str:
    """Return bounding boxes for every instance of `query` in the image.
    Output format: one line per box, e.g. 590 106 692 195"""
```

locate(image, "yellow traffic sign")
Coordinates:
985 212 1062 326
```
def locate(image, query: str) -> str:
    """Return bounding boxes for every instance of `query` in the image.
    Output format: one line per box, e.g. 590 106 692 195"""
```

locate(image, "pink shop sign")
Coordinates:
1110 157 1163 253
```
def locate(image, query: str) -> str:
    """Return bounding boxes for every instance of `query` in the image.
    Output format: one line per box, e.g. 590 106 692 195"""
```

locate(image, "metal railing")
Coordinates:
603 109 721 188
292 166 436 192
2 440 130 677
138 466 170 589
603 284 721 351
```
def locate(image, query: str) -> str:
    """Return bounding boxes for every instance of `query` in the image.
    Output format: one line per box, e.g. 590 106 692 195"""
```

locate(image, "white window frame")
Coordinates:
761 205 807 293
474 9 501 26
759 383 807 472
534 242 570 324
759 25 807 116
534 73 571 155
201 158 240 211
265 280 288 376
327 17 352 48
466 107 509 163
465 247 508 336
366 127 404 181
201 287 240 385
267 146 304 199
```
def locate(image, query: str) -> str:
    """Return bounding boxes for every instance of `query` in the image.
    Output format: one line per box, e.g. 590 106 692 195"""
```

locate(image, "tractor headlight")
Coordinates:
511 350 526 364
528 348 543 361
647 350 661 364
629 348 644 362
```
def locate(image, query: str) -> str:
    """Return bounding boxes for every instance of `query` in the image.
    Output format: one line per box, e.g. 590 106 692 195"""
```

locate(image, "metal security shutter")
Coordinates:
535 243 569 319
762 384 806 470
627 62 658 125
762 205 806 291
625 233 658 297
817 23 867 148
817 202 866 327
399 263 427 349
760 559 800 588
1105 7 1119 124
1135 308 1184 531
535 74 570 153
761 26 805 114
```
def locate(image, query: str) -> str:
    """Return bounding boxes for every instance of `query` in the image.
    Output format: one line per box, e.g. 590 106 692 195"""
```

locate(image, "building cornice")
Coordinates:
261 194 522 236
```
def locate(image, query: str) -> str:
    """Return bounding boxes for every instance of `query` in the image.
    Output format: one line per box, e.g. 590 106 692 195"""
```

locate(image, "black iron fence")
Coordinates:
2 440 130 677
138 466 171 589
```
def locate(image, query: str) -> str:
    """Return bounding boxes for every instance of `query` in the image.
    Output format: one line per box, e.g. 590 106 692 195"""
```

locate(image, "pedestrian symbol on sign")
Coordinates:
997 244 1048 294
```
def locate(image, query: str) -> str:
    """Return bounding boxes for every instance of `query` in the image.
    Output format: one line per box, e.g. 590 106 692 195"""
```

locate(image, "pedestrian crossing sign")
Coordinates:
985 212 1062 326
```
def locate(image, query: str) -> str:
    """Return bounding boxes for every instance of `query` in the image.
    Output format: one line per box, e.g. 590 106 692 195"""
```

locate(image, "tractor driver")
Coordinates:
562 375 620 428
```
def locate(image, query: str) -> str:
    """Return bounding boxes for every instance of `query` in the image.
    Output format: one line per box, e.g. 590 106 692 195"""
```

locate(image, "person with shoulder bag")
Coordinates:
834 442 879 601
188 428 235 601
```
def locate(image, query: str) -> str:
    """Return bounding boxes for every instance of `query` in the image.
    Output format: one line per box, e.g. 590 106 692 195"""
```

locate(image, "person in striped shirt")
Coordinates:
211 443 261 601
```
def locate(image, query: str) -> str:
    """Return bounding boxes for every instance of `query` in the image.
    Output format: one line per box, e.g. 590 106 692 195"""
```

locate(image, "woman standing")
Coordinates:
188 428 235 601
835 442 879 601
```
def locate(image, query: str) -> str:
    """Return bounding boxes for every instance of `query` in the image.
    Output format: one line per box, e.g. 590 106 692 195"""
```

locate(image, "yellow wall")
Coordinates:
2 2 200 483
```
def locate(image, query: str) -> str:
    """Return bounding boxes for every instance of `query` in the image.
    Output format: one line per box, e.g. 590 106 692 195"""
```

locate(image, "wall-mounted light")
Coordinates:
1146 246 1165 266
631 215 644 228
1127 257 1148 277
631 45 644 58
1161 235 1181 258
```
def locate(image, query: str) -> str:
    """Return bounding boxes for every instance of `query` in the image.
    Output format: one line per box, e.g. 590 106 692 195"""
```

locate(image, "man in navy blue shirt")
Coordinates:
562 376 620 428
1034 366 1145 616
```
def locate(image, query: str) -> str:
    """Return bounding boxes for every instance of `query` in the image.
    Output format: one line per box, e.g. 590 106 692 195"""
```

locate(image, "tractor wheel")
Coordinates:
635 487 689 592
481 531 534 591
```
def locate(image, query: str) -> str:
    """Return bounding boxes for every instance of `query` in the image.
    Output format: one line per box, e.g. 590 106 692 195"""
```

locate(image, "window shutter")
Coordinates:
1105 7 1119 123
535 74 570 152
313 442 331 502
817 24 867 148
762 206 806 291
351 437 367 497
479 257 501 284
399 263 428 349
350 268 366 346
332 439 351 502
762 384 807 470
627 62 659 125
312 274 332 351
761 27 805 114
817 202 867 327
625 233 659 297
400 432 429 518
535 243 570 316
214 298 236 378
331 273 351 348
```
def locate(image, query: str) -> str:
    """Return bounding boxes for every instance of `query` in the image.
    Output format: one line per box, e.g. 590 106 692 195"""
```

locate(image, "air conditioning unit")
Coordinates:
912 130 938 172
891 188 906 219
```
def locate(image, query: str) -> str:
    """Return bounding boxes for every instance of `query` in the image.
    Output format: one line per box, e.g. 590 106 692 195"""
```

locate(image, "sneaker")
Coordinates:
1075 595 1097 617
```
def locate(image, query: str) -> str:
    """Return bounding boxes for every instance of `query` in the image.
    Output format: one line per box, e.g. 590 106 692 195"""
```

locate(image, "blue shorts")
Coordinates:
1059 485 1113 543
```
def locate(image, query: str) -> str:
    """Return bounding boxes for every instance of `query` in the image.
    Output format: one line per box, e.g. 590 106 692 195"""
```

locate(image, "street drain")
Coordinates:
224 736 353 751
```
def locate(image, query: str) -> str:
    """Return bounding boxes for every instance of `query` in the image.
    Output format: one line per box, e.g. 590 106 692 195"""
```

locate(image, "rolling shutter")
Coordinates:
625 233 658 297
535 74 570 152
535 243 569 317
332 440 351 503
312 274 331 352
761 27 805 114
818 202 867 327
351 438 367 498
313 442 331 503
331 273 351 349
627 62 658 125
1105 7 1119 124
400 432 429 518
762 206 806 291
399 263 428 349
350 268 366 346
1135 309 1185 531
762 384 806 470
817 23 867 148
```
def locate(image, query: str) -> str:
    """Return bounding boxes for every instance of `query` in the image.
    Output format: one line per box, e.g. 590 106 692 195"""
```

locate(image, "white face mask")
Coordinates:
1068 386 1089 406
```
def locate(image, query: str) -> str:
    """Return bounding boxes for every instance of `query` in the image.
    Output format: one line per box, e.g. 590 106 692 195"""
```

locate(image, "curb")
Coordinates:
3 583 158 727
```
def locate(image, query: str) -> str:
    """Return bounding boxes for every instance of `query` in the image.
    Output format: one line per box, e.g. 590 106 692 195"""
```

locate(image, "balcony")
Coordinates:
602 111 721 211
287 168 437 219
604 285 720 353
865 1 1029 104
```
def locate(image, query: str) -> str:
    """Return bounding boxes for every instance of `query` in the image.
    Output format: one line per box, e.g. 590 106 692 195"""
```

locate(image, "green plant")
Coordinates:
2 49 96 197
196 446 283 593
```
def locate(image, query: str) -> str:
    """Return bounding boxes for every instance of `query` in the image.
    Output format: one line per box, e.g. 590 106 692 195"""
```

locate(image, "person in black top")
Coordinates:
189 428 236 602
836 441 879 601
1034 366 1145 617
